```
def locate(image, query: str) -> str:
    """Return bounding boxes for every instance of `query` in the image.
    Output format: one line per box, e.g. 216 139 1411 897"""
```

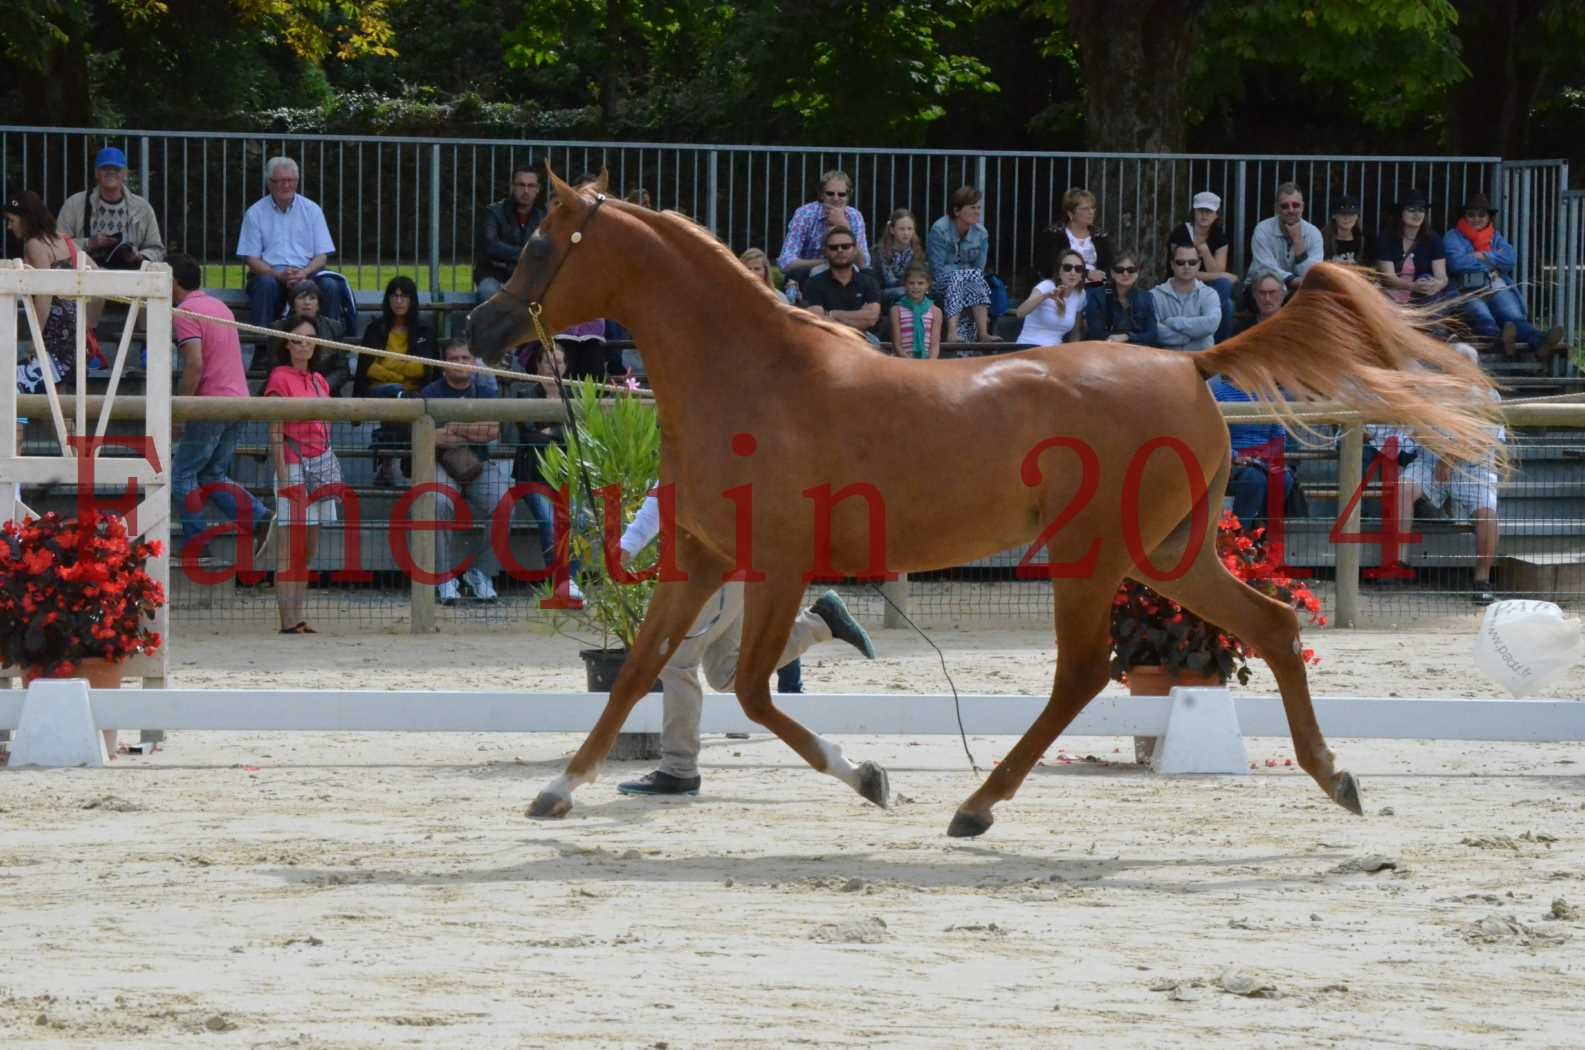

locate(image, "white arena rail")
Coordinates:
0 689 1581 738
3 687 1582 772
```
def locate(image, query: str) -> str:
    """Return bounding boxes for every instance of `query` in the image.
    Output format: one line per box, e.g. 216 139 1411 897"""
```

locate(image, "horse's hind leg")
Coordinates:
527 534 728 819
733 579 891 807
947 576 1118 838
1144 527 1361 816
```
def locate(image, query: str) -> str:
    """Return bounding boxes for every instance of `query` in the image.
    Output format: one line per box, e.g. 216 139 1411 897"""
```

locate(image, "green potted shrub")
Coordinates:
532 377 662 690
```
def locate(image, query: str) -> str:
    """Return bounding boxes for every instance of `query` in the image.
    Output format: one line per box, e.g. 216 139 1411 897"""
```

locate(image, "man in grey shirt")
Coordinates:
1150 244 1223 351
1248 181 1323 292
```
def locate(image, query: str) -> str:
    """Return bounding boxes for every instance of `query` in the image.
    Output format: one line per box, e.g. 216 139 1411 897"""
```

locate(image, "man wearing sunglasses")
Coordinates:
777 169 871 281
1150 245 1222 351
801 226 882 343
1248 182 1323 292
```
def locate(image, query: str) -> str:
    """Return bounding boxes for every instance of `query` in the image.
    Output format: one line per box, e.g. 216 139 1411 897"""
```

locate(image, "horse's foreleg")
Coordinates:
1146 547 1359 815
947 577 1117 838
733 580 891 808
527 541 727 820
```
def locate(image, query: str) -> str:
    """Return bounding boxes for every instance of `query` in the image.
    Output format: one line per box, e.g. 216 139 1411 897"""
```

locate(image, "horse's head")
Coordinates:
467 166 612 366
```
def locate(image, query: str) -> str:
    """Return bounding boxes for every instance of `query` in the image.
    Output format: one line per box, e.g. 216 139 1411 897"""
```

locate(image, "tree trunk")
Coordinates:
599 0 624 132
1445 0 1546 157
17 40 94 127
1065 0 1206 278
1066 0 1206 154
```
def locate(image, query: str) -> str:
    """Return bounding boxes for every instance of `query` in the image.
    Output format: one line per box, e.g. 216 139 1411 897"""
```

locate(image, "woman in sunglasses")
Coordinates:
1013 248 1086 346
1376 188 1449 307
1082 249 1158 346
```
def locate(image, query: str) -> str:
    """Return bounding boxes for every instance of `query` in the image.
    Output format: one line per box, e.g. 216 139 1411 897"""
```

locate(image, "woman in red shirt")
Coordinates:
265 317 342 634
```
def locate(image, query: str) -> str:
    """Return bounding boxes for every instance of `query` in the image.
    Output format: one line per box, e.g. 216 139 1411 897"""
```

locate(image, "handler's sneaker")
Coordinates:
617 770 701 796
811 590 876 659
437 579 460 606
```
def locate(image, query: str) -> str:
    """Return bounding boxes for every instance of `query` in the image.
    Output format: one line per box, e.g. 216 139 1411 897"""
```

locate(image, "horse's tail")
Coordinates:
1193 262 1505 472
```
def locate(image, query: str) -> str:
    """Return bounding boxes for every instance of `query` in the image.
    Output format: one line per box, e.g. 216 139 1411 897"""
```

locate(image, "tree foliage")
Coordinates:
0 0 1581 164
498 0 997 143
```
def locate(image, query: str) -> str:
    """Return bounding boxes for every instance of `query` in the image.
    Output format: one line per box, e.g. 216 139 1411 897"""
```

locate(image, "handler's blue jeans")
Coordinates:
172 420 270 558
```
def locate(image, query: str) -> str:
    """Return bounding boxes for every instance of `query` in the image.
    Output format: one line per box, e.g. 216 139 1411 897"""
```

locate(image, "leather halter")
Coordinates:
492 191 608 313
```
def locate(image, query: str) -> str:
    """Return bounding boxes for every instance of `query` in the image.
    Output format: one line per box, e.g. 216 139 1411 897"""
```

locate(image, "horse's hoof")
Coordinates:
856 761 891 809
1330 771 1363 816
946 809 993 838
527 791 573 819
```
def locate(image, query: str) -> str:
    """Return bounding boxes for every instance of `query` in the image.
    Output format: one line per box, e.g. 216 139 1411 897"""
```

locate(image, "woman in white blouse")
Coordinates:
1014 247 1086 346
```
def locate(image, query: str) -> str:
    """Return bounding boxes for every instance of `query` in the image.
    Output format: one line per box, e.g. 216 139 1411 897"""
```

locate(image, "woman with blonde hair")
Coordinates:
1037 187 1112 287
871 208 923 309
740 247 798 304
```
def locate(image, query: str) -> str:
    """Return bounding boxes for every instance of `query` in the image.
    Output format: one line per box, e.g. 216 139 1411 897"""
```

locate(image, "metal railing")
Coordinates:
16 393 1585 633
2 126 1517 296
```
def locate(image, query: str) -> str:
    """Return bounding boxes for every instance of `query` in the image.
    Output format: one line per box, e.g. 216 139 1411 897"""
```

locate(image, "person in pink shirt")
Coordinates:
168 254 272 564
265 316 342 633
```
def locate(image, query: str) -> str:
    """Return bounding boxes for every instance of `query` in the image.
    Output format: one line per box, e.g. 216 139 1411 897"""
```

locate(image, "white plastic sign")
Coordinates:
1474 600 1585 696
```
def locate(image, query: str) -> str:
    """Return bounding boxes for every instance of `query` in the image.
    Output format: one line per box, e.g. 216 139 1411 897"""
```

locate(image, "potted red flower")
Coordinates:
0 511 166 684
1111 511 1324 762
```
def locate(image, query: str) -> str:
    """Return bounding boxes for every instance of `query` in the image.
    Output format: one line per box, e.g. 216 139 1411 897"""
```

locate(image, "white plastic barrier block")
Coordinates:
7 679 108 769
1151 686 1249 776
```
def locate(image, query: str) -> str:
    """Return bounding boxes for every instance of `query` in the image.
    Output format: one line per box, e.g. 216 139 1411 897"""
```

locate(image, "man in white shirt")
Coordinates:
1248 182 1324 293
612 493 877 797
236 156 349 329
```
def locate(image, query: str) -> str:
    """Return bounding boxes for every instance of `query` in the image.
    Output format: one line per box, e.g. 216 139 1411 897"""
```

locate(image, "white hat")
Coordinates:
1192 191 1221 212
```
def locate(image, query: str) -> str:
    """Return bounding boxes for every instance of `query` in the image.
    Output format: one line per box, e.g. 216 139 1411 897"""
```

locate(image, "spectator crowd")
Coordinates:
10 152 1569 611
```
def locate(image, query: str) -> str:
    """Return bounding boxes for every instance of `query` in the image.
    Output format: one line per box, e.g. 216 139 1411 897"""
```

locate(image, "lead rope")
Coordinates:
867 582 980 775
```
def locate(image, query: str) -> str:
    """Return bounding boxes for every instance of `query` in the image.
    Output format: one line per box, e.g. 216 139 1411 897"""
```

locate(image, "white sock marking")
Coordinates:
817 738 863 790
542 769 593 800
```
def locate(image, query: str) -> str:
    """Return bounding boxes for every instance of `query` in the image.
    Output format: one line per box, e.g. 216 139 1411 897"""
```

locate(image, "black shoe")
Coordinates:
810 590 876 659
617 770 700 797
1472 586 1496 606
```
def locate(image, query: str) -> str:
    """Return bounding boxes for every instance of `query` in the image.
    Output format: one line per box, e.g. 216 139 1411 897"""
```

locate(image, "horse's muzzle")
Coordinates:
466 299 521 366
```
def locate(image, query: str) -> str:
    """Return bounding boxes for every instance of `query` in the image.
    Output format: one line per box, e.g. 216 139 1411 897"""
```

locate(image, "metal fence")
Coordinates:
1501 160 1578 362
1561 186 1585 357
5 126 1540 304
19 391 1585 633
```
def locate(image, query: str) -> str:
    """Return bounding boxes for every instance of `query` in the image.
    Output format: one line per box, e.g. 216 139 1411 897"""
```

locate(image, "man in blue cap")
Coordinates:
57 146 165 269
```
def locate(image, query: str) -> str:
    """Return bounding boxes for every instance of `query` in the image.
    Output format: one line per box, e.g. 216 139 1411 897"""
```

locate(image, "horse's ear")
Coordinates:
594 168 611 195
546 165 575 210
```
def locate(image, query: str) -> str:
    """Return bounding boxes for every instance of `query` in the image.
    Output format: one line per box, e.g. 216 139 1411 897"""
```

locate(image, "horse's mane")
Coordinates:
637 204 872 346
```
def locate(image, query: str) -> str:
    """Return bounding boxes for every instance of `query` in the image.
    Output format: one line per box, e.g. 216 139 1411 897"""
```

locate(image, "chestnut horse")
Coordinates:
468 170 1500 838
